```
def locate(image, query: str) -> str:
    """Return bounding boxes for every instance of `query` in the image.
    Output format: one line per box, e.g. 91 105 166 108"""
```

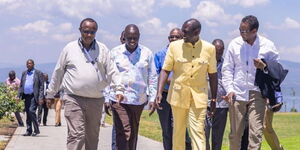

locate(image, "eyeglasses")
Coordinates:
239 29 251 34
81 30 96 35
168 35 182 39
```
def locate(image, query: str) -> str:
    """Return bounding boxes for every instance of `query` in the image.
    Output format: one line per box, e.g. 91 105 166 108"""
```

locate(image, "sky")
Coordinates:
0 0 300 66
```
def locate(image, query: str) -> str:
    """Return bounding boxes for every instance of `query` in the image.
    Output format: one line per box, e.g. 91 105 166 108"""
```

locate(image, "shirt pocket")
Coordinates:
175 58 189 72
195 59 209 72
115 60 128 72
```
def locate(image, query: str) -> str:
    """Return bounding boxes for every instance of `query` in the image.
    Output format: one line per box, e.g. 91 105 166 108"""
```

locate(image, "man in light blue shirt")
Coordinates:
18 59 44 136
105 24 157 150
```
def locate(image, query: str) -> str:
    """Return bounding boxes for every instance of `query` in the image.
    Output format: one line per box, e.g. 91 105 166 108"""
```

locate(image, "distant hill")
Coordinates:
0 60 299 111
0 63 56 81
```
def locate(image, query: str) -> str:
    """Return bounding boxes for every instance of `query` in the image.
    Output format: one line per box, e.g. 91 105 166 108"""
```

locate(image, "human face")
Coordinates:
213 42 224 61
168 30 183 43
181 23 199 44
26 60 34 71
44 74 48 81
125 29 140 51
239 22 257 44
9 73 15 80
80 21 97 48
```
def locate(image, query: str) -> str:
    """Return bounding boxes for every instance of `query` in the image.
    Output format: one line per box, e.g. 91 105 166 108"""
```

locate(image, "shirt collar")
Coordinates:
27 69 35 74
78 38 97 51
183 38 202 48
123 44 141 56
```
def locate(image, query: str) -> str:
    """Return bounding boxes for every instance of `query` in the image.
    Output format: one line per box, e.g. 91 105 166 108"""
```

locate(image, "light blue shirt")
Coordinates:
106 44 157 105
24 69 35 94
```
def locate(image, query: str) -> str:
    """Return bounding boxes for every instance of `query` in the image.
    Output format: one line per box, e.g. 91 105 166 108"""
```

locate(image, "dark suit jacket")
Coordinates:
254 59 288 106
18 69 44 102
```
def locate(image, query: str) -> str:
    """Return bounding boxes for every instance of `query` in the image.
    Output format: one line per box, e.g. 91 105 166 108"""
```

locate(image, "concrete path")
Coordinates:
5 109 163 150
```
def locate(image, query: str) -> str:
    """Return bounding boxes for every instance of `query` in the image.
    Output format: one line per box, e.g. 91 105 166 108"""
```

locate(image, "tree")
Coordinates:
0 83 24 120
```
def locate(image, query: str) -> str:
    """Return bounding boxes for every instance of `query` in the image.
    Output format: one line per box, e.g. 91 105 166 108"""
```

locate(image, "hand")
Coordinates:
104 102 112 116
46 99 53 108
253 58 266 70
149 94 163 116
208 99 216 117
222 92 236 105
271 103 283 112
115 94 124 105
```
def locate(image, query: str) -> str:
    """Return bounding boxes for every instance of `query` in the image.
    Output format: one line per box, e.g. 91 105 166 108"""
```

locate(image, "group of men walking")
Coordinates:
7 14 286 150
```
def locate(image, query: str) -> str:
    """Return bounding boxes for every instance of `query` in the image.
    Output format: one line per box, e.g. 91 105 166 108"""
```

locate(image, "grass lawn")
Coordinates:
106 111 300 149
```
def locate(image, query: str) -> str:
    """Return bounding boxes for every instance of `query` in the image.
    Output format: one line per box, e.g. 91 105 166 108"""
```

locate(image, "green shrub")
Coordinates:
0 83 24 120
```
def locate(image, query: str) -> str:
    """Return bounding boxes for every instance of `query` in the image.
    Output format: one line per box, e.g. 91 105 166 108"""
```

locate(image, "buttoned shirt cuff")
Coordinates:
226 88 235 95
115 90 123 96
45 93 55 99
148 96 155 103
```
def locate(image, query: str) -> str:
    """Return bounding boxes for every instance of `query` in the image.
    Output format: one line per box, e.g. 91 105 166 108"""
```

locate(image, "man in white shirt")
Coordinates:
46 18 124 150
222 15 279 150
105 24 157 150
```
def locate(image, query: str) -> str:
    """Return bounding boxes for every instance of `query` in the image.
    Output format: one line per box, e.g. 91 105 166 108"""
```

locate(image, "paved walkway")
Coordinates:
5 109 163 150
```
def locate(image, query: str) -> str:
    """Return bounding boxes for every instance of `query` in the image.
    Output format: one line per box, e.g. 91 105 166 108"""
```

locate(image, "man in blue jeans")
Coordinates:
151 28 192 150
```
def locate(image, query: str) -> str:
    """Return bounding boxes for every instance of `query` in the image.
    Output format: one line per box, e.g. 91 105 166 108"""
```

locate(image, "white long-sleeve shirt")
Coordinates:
105 44 157 105
222 35 279 101
47 39 124 99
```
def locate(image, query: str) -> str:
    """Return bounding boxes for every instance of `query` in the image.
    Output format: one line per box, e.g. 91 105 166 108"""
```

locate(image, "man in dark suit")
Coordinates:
37 73 49 126
18 59 44 136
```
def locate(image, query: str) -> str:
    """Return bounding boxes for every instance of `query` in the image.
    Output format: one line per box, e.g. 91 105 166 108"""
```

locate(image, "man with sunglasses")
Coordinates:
222 15 280 150
46 18 124 150
155 19 218 150
151 28 192 150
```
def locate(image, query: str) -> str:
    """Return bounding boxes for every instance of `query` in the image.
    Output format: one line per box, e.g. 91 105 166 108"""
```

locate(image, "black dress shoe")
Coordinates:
43 123 47 126
23 132 32 136
32 131 40 136
55 122 61 127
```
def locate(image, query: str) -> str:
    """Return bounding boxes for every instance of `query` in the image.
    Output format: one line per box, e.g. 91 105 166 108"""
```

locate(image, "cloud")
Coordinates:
279 45 300 62
10 20 77 43
219 0 269 7
191 1 243 27
0 0 155 19
51 33 78 42
10 20 53 33
160 0 191 8
266 17 300 30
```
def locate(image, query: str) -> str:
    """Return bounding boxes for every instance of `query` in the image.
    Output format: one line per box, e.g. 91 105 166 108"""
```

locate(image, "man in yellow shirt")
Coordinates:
155 18 218 150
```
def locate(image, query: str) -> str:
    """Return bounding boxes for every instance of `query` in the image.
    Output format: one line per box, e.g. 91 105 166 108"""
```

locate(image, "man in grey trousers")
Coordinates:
46 18 124 150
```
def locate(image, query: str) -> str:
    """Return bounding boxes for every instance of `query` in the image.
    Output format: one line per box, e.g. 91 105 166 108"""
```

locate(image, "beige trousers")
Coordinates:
171 101 207 150
63 94 104 150
229 90 266 150
263 107 282 150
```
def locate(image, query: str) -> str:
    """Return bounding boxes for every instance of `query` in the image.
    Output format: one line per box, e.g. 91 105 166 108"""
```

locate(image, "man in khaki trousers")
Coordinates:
47 18 124 150
222 15 280 150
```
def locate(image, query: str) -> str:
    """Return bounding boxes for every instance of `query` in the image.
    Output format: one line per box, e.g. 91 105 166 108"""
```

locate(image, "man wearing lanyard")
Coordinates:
46 18 124 150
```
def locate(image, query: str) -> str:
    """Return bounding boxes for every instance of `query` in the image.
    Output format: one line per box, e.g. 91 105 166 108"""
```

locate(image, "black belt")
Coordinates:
24 93 34 96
